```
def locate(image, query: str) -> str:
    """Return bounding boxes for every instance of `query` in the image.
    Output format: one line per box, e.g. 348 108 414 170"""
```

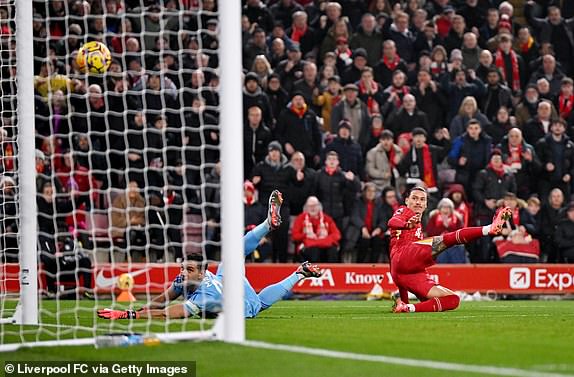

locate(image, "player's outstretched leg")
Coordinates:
393 294 460 313
243 190 283 257
431 206 512 257
258 261 321 311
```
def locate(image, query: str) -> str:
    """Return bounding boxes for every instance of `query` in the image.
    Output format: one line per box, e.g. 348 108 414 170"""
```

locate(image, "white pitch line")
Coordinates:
241 340 574 377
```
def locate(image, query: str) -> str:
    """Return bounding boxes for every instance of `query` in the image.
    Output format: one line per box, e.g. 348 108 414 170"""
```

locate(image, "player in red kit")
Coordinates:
389 186 512 313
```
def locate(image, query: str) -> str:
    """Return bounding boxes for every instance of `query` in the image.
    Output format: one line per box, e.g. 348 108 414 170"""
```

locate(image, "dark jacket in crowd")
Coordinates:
322 136 364 178
472 167 517 219
554 217 574 261
251 154 295 205
244 123 273 177
448 132 492 192
287 165 317 216
275 104 322 163
498 136 543 199
314 167 361 222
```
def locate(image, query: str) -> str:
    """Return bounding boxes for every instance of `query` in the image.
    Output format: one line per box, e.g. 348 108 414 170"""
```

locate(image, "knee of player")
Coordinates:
451 294 461 309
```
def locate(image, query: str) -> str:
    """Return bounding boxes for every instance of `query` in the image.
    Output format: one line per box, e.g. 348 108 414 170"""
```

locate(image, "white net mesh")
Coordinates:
1 0 223 347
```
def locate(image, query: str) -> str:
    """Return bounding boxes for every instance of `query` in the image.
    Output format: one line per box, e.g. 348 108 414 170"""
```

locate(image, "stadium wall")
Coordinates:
2 263 574 295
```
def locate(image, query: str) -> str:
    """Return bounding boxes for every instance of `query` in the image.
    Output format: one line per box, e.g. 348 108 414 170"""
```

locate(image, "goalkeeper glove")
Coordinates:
97 308 140 320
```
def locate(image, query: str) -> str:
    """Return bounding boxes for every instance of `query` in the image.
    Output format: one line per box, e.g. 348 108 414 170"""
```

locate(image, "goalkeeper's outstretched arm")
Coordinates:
139 286 180 311
97 303 188 320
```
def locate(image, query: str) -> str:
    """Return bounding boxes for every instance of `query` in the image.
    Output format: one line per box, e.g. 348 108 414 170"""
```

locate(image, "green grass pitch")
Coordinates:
1 300 574 376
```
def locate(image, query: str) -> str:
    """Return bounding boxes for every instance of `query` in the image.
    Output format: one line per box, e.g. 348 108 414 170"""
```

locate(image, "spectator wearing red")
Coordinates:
472 149 517 261
426 198 467 263
348 183 387 263
495 228 540 263
429 45 448 78
243 180 268 262
397 127 449 198
498 128 542 200
514 26 539 74
292 196 341 263
375 40 408 89
554 78 574 127
271 1 303 33
494 33 526 95
445 184 472 228
380 70 410 118
285 10 316 55
357 67 384 116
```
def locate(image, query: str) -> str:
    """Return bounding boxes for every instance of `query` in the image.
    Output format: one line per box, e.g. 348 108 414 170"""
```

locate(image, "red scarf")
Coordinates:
304 212 328 239
422 144 436 189
383 54 400 70
455 202 470 227
244 195 255 205
495 49 521 92
507 143 523 164
387 146 397 168
391 85 409 108
520 36 534 54
433 212 459 231
291 25 308 43
325 166 337 175
290 102 307 119
371 127 383 138
358 79 379 115
2 143 14 171
488 162 505 178
364 201 374 232
430 61 446 76
559 93 574 119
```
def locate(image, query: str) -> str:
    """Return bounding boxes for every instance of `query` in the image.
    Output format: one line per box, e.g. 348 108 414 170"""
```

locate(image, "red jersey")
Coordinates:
387 205 424 259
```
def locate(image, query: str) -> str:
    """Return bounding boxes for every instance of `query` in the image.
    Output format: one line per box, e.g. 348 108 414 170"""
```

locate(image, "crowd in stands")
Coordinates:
2 0 574 283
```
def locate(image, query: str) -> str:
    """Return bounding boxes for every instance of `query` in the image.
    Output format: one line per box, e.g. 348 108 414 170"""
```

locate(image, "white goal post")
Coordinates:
0 0 244 350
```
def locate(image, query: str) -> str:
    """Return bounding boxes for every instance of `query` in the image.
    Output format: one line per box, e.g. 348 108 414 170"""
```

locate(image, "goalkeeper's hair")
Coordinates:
186 254 209 271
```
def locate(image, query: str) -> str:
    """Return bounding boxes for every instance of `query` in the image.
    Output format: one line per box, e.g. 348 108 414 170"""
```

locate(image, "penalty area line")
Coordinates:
241 340 574 377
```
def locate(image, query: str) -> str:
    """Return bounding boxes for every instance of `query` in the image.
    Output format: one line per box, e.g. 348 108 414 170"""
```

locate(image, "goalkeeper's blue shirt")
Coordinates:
171 271 262 318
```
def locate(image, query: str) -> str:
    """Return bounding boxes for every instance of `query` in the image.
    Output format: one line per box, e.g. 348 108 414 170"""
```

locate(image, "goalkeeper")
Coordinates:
98 190 321 320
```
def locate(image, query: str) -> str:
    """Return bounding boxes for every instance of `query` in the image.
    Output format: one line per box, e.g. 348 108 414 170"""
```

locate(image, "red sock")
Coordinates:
413 295 460 312
399 287 409 304
442 227 484 248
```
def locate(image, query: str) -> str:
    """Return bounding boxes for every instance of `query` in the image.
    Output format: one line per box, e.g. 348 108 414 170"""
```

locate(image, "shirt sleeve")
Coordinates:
387 206 416 230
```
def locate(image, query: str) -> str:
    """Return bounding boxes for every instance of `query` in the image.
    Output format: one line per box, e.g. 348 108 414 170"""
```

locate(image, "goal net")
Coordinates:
0 0 244 350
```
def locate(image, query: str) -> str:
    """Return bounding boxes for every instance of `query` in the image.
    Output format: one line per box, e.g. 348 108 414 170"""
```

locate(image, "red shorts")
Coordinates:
391 239 438 299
